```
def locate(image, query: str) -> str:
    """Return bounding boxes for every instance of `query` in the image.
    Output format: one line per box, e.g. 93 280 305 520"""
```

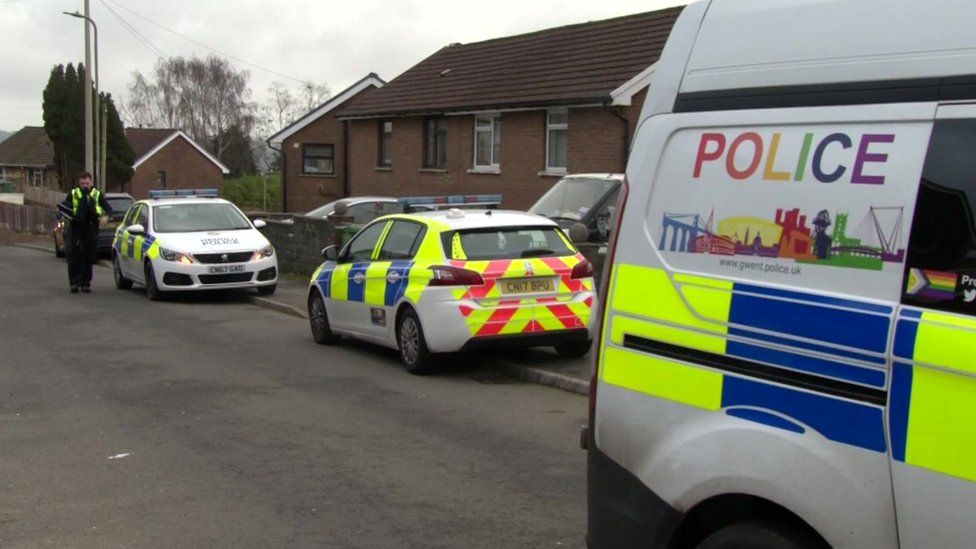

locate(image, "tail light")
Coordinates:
570 259 594 279
429 265 484 286
590 178 628 424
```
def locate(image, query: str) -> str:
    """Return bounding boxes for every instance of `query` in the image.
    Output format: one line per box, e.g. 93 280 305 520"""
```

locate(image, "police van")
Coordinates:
587 1 976 548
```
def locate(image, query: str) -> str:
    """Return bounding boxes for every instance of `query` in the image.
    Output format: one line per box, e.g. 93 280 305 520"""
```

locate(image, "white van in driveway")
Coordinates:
588 1 976 548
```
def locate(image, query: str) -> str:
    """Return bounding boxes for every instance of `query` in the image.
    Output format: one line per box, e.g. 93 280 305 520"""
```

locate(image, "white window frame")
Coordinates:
545 109 568 174
472 113 501 171
28 168 43 187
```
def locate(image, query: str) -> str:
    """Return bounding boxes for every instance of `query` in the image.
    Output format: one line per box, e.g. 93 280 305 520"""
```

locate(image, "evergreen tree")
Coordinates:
41 63 133 190
102 93 134 191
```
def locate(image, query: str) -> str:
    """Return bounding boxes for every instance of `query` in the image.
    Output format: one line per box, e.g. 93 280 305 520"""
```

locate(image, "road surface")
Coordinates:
0 246 588 548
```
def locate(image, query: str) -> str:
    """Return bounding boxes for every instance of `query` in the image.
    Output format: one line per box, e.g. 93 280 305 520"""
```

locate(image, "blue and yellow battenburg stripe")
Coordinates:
890 309 976 481
114 228 159 261
315 260 424 307
601 264 892 454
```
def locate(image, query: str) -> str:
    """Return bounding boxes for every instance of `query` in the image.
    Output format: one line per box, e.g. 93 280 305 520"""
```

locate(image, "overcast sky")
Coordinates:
0 0 683 133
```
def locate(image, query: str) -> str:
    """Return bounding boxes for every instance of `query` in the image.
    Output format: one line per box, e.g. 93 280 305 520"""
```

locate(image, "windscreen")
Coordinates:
443 226 574 260
106 198 133 220
529 177 617 221
153 203 251 233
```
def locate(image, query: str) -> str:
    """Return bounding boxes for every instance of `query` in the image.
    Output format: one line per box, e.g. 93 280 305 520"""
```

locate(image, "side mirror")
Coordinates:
567 222 589 244
253 219 267 229
322 245 338 261
128 223 145 235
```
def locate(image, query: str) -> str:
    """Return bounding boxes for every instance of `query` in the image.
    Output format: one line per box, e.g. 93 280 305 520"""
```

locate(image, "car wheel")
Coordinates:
308 292 340 345
54 237 65 258
144 261 165 301
696 521 819 549
554 340 591 358
397 308 435 375
114 255 132 290
257 284 277 296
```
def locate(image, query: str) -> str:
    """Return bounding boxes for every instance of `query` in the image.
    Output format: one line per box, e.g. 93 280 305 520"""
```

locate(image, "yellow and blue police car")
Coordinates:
307 199 596 374
112 189 278 301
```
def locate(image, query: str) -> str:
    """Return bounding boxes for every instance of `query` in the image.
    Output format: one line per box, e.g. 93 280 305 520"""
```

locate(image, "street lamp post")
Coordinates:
63 8 101 191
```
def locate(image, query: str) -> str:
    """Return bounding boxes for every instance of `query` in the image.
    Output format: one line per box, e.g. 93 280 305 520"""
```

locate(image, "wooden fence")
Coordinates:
0 202 57 234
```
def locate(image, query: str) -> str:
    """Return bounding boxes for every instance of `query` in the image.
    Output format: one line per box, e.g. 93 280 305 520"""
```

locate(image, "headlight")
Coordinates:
160 248 193 265
254 245 274 260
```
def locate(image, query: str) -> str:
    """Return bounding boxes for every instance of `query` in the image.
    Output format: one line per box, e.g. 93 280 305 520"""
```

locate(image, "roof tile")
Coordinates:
341 6 682 117
0 126 54 167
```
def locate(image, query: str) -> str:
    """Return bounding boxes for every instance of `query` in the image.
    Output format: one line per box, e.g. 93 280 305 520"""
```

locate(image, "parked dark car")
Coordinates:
54 192 134 258
530 174 622 244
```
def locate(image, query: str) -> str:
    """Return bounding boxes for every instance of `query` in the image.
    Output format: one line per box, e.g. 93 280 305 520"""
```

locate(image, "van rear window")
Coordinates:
441 226 574 260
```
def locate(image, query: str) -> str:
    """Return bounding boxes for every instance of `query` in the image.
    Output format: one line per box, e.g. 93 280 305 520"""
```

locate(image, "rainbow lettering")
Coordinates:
694 132 895 185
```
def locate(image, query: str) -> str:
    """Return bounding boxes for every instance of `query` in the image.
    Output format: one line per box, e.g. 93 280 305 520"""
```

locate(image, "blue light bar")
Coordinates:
398 194 502 207
148 188 219 199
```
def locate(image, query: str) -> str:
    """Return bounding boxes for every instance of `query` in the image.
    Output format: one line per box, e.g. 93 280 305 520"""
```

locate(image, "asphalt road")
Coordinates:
0 246 588 548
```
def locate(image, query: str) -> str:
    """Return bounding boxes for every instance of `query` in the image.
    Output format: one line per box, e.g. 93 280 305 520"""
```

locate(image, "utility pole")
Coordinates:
65 6 100 190
83 0 93 182
100 103 107 191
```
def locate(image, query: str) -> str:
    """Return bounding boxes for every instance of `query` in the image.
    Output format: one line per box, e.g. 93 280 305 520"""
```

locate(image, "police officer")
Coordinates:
61 172 111 293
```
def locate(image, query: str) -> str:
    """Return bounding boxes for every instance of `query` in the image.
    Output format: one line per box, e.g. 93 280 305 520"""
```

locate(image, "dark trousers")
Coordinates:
67 227 98 287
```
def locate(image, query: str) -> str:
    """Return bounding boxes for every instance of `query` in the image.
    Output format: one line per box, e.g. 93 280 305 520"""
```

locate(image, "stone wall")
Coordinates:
257 215 609 285
256 216 358 277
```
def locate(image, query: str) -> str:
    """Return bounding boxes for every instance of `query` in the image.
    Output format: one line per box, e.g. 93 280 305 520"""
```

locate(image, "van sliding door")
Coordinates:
888 103 976 549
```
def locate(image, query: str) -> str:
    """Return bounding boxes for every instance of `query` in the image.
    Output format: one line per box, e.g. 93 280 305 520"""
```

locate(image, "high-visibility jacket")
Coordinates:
71 187 104 217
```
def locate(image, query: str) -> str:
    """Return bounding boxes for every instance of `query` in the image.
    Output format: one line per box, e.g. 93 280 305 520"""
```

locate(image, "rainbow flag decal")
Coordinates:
907 268 958 300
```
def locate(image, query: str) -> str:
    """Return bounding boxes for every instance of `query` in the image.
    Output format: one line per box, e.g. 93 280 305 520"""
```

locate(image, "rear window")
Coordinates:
442 226 574 260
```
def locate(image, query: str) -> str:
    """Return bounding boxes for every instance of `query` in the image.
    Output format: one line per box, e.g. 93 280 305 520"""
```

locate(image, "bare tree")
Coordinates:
125 55 256 164
254 80 330 173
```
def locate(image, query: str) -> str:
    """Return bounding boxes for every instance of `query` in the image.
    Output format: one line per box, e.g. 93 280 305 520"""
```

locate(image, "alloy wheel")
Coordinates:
400 317 420 365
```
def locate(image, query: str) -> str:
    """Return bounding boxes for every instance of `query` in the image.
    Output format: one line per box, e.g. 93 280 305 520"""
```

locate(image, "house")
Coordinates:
0 126 58 191
274 7 682 213
124 128 230 198
268 74 386 212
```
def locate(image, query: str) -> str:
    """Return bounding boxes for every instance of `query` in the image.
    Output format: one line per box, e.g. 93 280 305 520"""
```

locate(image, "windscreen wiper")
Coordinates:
521 249 555 258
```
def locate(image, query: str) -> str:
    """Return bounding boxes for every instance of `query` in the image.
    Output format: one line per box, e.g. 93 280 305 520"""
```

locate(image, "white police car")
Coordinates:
112 189 278 300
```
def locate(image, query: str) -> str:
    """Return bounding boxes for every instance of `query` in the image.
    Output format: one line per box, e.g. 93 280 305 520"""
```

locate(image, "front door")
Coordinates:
888 104 976 548
117 204 144 279
372 220 427 342
327 221 389 334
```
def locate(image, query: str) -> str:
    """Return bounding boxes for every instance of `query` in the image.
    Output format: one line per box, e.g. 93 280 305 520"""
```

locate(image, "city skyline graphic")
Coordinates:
659 205 906 271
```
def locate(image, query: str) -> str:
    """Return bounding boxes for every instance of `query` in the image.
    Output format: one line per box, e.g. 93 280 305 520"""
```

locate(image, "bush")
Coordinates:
223 174 281 212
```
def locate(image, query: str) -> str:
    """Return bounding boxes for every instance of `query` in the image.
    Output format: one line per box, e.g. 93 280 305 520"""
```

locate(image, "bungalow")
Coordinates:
124 128 230 198
268 74 386 212
0 126 58 191
274 6 682 212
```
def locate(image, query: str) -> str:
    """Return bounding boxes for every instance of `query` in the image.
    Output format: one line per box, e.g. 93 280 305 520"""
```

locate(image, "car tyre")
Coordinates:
257 284 277 296
144 261 165 302
554 339 591 358
114 254 132 290
308 292 340 345
696 521 819 549
397 308 435 375
54 237 65 258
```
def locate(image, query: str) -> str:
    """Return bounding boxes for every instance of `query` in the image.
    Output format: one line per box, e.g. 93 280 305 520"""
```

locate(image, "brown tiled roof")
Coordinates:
0 126 54 167
125 128 178 160
340 6 683 117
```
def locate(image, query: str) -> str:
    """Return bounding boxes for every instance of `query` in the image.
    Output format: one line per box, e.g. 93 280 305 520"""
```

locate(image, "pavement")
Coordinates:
0 245 589 548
